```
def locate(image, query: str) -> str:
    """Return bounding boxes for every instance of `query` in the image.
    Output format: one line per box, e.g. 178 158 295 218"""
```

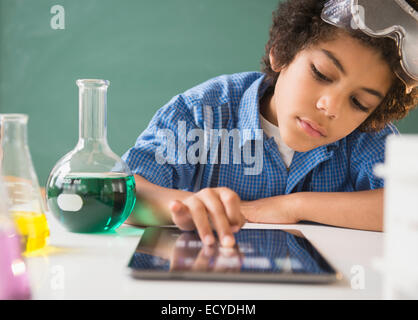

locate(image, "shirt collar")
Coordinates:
237 74 270 146
326 139 340 151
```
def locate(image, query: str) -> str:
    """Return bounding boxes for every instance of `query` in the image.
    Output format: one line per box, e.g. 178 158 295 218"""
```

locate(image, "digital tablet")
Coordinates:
128 227 341 283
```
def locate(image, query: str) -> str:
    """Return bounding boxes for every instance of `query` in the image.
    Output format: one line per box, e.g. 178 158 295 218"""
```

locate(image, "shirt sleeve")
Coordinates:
122 94 200 190
349 123 399 191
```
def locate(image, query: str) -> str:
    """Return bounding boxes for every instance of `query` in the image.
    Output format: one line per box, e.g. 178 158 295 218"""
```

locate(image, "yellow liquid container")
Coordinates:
0 114 50 253
12 211 49 253
5 177 50 253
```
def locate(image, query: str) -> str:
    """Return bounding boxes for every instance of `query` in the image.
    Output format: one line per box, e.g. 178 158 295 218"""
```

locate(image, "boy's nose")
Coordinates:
316 95 341 120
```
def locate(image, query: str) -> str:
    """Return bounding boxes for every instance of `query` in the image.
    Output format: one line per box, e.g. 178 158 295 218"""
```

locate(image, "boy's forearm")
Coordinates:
125 174 192 226
242 189 384 232
294 189 384 231
128 173 385 231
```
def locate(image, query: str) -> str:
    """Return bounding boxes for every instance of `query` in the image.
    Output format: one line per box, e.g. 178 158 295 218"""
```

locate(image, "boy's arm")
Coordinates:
241 189 384 232
125 174 192 226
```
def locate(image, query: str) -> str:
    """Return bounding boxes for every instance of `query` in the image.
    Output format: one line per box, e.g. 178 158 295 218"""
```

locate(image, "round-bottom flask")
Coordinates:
46 79 136 233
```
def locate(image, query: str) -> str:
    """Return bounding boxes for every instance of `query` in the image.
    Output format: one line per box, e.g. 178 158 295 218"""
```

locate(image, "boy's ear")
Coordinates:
269 47 282 73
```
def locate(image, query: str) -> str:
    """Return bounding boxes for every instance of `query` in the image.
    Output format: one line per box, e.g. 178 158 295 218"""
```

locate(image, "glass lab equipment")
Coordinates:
0 172 31 300
46 79 136 233
0 114 50 253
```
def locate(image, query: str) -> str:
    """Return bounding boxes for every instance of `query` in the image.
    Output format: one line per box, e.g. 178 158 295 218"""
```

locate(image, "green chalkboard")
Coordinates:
0 0 279 185
0 0 417 186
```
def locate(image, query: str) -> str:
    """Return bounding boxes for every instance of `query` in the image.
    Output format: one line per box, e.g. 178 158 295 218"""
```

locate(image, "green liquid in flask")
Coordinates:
47 172 136 233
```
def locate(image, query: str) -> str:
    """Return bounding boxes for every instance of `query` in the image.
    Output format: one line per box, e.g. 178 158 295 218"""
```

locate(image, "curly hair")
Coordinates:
261 0 418 132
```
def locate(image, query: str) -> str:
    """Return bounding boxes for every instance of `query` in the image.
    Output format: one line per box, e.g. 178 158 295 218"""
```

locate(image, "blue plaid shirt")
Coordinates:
122 72 398 201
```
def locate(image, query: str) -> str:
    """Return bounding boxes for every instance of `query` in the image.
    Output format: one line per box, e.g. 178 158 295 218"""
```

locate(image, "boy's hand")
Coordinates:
169 187 245 247
240 195 300 225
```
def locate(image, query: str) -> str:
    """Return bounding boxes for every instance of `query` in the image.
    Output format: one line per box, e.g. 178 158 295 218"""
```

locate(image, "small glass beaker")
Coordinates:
0 114 50 253
46 79 136 233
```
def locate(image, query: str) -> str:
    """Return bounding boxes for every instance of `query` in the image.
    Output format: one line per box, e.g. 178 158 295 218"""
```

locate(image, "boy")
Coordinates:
122 0 418 247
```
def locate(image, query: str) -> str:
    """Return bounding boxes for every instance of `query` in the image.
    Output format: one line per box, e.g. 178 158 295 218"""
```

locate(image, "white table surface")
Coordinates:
25 210 387 300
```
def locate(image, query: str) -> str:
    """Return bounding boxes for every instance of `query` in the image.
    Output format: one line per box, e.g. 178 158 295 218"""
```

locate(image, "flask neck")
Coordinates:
0 114 29 147
77 80 109 145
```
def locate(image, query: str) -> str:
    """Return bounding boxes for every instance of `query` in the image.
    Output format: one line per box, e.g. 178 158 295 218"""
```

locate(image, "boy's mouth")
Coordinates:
297 117 327 138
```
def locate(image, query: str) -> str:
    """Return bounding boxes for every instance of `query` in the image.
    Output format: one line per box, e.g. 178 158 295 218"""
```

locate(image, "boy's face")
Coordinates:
266 32 393 152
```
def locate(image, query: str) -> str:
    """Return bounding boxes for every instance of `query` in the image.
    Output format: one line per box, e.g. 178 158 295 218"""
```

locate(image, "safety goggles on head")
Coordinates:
321 0 418 94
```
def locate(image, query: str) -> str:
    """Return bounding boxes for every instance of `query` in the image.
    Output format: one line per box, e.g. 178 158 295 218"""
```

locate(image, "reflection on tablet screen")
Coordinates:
128 228 338 282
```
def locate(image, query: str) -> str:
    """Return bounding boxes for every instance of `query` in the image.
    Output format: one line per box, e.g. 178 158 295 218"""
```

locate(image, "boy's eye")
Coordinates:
310 64 332 83
311 63 371 113
351 97 370 113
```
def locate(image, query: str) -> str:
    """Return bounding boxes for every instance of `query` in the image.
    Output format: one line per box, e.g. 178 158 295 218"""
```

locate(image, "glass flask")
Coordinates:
46 79 136 233
0 114 50 253
0 171 31 300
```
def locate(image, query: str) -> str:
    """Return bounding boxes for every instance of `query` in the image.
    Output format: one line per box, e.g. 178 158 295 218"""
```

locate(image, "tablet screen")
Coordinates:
128 227 339 283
